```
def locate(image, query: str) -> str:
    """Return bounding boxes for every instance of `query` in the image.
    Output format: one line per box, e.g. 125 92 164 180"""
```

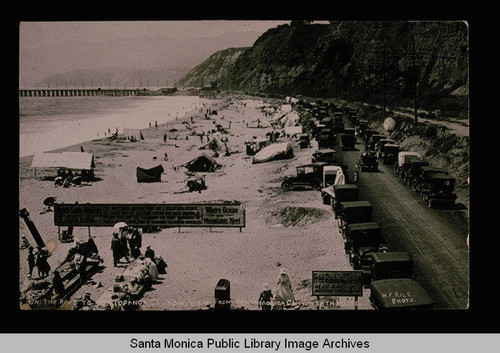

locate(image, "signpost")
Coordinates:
54 202 245 231
312 270 363 310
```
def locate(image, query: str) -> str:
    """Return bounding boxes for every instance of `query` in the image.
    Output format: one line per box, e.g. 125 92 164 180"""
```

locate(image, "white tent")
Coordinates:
31 152 95 170
252 142 293 164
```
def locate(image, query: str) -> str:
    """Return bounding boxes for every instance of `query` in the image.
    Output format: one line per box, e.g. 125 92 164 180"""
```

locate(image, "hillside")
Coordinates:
183 21 469 119
175 47 248 88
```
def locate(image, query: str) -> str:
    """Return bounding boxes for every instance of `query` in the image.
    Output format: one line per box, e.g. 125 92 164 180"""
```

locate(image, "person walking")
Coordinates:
27 246 36 279
277 268 295 308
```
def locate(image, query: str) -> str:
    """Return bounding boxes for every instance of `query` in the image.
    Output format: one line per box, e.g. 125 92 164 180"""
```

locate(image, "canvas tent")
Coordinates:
183 153 220 172
136 164 164 182
252 142 293 164
31 152 96 179
200 135 227 153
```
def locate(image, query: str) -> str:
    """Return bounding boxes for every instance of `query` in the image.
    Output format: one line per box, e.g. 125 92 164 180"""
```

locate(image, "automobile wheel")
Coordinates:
411 179 419 192
322 194 330 205
353 171 359 185
312 179 322 190
281 181 292 191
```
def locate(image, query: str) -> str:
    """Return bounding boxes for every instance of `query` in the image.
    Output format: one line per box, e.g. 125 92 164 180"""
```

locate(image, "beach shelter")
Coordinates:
136 164 164 183
31 152 96 178
252 142 294 164
183 153 220 172
200 135 227 153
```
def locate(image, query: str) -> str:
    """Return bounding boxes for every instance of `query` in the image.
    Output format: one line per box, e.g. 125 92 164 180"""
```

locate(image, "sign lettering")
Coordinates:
54 203 245 228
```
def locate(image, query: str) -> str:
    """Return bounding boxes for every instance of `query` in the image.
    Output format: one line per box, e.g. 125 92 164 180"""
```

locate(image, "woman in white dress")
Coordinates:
277 267 295 307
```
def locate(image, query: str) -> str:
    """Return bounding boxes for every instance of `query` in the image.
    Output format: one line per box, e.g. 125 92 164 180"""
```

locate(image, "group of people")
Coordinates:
257 267 299 311
110 227 142 267
26 246 51 280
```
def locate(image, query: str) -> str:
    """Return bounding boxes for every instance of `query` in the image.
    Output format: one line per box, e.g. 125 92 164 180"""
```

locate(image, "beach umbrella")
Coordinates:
113 222 128 230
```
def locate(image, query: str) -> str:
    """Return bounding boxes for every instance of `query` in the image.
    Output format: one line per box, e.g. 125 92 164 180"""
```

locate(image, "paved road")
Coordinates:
335 125 469 309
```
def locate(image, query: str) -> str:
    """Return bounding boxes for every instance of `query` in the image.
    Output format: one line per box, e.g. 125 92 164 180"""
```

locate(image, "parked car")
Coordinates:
356 120 369 137
343 222 387 269
411 166 449 193
320 168 348 204
403 160 430 185
313 123 326 139
375 139 395 157
363 129 379 145
357 151 378 172
363 251 414 285
366 134 387 151
334 117 345 133
317 128 336 149
341 134 356 150
322 165 345 189
379 144 400 165
298 133 311 149
329 184 360 214
393 151 422 178
312 149 336 164
281 163 327 191
344 127 355 136
336 201 373 238
421 175 458 208
369 278 434 310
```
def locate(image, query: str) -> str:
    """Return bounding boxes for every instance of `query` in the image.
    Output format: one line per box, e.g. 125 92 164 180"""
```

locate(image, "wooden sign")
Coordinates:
312 270 363 296
54 203 245 228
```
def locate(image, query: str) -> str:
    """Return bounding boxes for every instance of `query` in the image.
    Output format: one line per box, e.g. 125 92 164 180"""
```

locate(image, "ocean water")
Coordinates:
19 95 212 157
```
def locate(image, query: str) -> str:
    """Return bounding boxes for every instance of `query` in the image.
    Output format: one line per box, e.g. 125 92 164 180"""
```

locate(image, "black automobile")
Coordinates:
356 120 369 137
312 149 337 164
411 166 449 194
317 128 335 149
330 184 360 215
340 133 356 150
357 151 378 172
403 160 430 185
421 175 458 208
375 139 395 157
281 163 327 191
336 201 373 238
298 133 311 149
366 134 387 151
363 129 379 145
343 222 387 269
379 144 400 165
369 278 434 310
363 251 414 285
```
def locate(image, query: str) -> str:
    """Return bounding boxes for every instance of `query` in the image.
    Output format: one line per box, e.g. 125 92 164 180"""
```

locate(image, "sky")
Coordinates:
19 21 291 49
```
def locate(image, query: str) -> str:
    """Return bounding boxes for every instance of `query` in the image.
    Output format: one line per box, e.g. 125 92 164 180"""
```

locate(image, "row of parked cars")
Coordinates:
350 111 458 210
324 107 435 310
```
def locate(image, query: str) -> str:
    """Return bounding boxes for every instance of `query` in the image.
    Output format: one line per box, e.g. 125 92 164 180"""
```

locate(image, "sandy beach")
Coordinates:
18 93 372 311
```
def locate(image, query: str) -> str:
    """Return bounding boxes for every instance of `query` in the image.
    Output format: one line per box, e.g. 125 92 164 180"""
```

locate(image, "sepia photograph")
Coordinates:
18 20 470 320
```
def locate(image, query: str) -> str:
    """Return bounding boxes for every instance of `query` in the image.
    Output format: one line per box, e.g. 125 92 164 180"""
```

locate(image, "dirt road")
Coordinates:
336 126 469 309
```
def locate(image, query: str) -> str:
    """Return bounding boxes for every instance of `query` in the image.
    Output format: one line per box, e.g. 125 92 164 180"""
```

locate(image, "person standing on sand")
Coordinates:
27 246 36 279
277 268 295 307
111 233 122 267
